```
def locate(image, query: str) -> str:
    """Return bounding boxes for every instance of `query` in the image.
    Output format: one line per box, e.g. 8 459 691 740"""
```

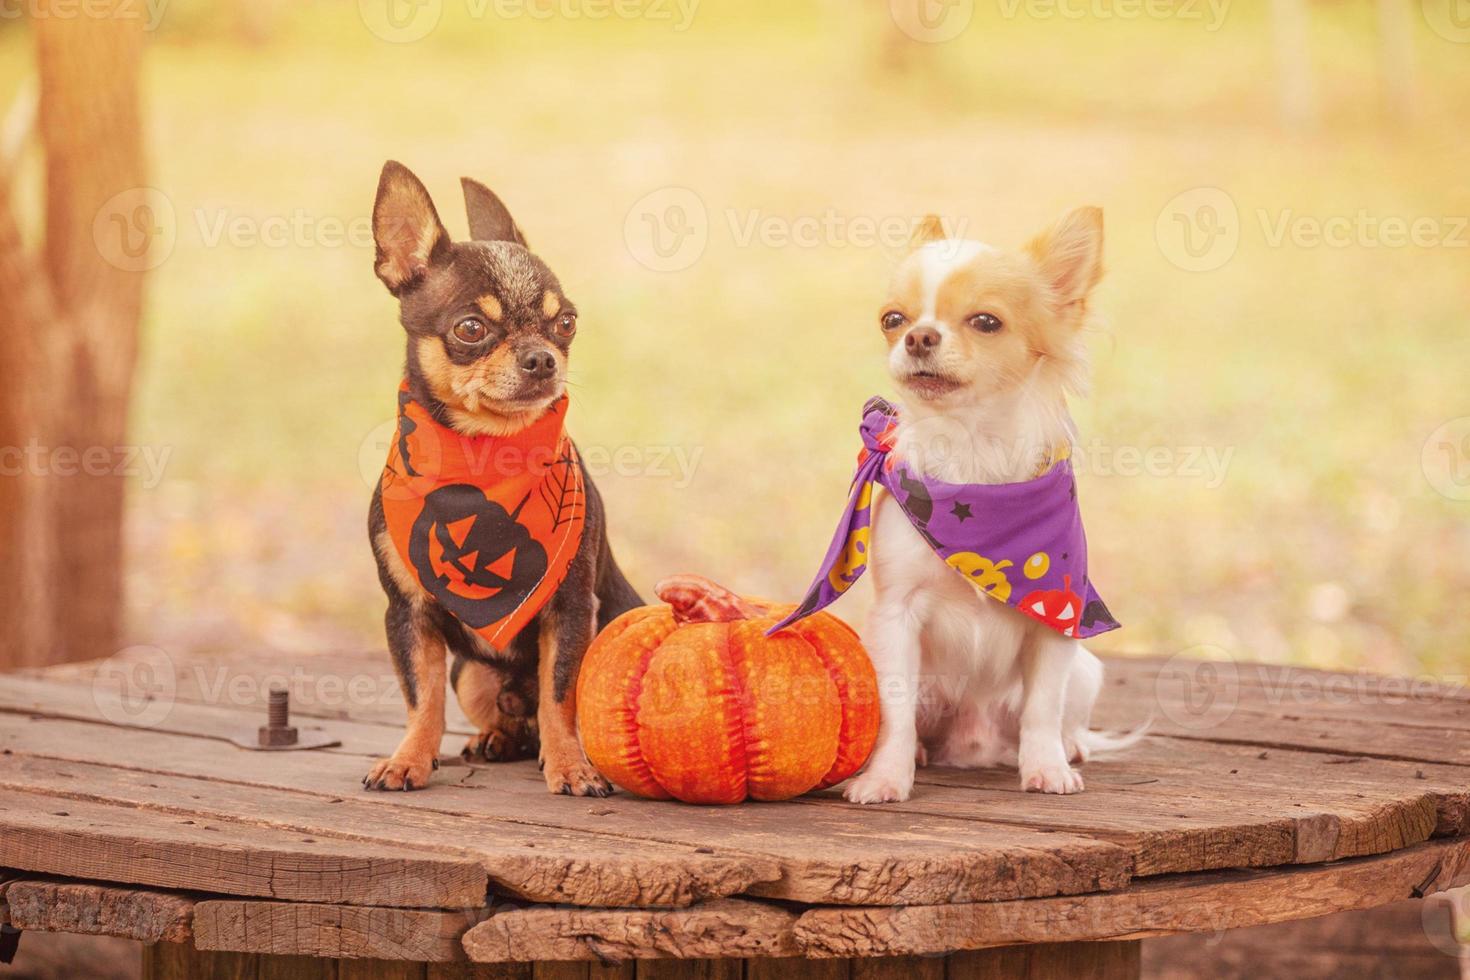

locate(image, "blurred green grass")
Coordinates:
3 1 1466 673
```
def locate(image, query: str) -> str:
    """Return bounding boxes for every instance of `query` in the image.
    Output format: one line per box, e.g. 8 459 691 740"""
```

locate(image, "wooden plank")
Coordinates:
142 942 260 980
8 933 140 980
195 899 475 961
1141 898 1463 979
4 878 193 942
634 962 742 980
257 954 339 980
850 957 942 980
43 646 476 734
429 963 532 980
0 709 1132 908
461 899 798 963
948 941 1140 979
1100 657 1470 761
1067 736 1470 838
1097 700 1470 769
794 836 1470 958
749 960 853 979
887 737 1443 873
1110 655 1470 712
0 789 488 909
745 960 849 979
1146 946 1458 980
340 962 429 980
0 725 776 909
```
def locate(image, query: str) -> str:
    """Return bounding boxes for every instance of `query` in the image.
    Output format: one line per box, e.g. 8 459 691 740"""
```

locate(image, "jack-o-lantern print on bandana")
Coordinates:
380 385 585 652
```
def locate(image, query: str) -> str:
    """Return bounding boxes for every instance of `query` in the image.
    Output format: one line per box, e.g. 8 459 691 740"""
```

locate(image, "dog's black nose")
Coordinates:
905 326 940 354
518 349 557 379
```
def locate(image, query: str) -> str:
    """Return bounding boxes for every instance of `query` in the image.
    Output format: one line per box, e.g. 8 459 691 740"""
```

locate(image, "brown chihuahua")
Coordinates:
364 161 641 796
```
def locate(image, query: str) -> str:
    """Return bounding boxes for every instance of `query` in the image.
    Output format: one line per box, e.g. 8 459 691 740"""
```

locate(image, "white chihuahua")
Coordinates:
838 208 1144 804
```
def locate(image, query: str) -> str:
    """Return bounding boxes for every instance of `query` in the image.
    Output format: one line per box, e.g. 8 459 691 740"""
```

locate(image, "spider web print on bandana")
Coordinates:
380 385 586 653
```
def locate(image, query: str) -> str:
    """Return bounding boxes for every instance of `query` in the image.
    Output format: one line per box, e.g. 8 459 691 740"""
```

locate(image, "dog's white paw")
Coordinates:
844 769 913 805
1020 762 1085 795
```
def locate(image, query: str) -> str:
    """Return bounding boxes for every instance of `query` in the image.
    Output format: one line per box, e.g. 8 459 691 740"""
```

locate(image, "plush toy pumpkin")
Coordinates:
577 575 879 804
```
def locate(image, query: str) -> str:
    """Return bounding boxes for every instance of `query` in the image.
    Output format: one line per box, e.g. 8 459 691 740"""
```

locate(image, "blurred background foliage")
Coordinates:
1 0 1465 675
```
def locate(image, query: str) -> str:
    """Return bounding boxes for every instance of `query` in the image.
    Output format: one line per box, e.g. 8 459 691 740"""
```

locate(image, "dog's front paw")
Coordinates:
844 769 913 804
363 754 438 792
1020 762 1085 795
542 757 613 797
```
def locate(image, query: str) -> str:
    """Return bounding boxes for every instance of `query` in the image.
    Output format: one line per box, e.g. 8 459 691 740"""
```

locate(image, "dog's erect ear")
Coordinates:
911 213 947 250
373 161 451 295
1028 206 1104 307
461 178 528 247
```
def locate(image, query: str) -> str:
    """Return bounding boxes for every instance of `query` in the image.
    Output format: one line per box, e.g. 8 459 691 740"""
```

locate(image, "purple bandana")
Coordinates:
772 397 1119 639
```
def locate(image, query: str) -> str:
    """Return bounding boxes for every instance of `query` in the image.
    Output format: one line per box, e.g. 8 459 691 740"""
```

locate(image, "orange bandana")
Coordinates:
380 386 586 652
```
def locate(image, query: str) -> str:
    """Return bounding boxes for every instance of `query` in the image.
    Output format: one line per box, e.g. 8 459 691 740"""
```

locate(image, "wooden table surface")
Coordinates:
1 647 1468 978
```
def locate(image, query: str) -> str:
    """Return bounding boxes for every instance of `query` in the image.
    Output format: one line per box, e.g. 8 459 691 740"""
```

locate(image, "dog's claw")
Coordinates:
363 756 434 792
843 768 914 804
1020 762 1085 795
543 757 613 797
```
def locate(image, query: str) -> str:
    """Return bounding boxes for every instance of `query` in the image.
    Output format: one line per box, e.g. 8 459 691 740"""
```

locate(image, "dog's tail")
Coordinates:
1074 717 1153 761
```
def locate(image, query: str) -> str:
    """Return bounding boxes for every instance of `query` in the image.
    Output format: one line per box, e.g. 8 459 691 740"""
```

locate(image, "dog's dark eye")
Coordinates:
968 313 1003 334
881 311 906 331
553 313 577 339
452 317 488 344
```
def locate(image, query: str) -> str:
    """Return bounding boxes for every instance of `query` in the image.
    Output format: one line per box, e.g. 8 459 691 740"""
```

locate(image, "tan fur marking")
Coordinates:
374 529 423 601
456 660 511 728
540 290 561 319
912 214 947 249
415 336 457 402
415 335 560 435
536 608 609 795
477 294 505 322
365 611 446 790
538 611 580 750
399 618 447 756
374 185 443 290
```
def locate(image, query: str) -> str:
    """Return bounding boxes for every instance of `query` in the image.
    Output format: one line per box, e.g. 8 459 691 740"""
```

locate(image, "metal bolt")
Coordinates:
258 686 298 747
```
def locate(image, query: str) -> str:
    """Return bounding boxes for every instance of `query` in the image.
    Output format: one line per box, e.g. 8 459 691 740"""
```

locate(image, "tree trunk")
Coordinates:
0 3 147 669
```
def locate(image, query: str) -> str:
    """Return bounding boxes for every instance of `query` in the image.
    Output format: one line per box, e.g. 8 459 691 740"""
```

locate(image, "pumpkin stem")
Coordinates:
655 574 767 624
